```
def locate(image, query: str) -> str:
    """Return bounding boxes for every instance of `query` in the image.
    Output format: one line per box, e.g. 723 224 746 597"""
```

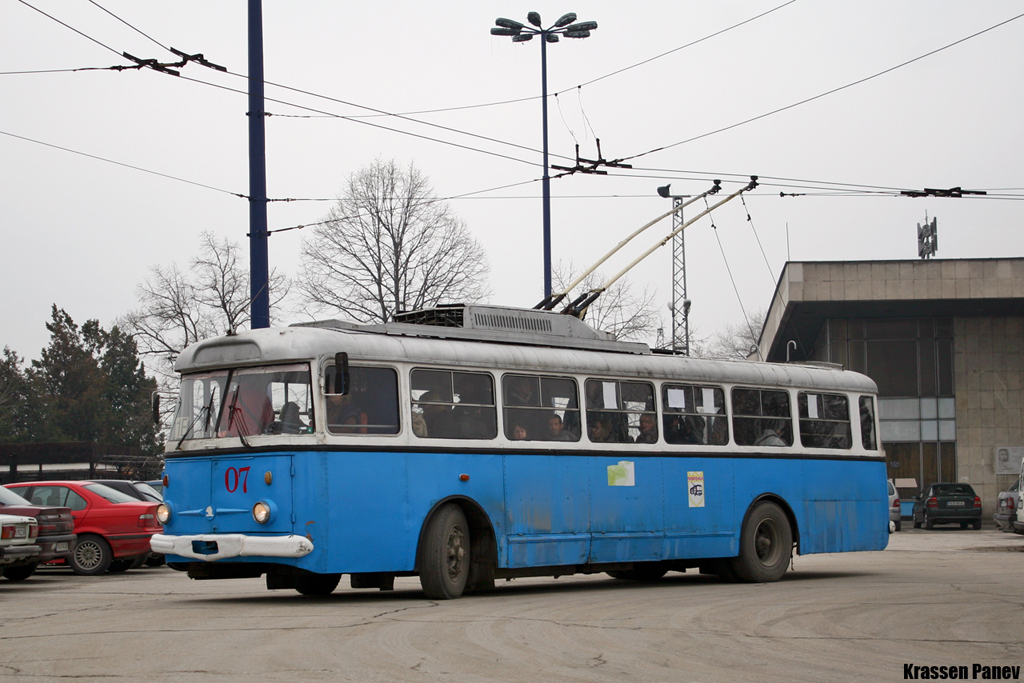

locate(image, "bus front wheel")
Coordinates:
419 504 471 600
731 501 792 583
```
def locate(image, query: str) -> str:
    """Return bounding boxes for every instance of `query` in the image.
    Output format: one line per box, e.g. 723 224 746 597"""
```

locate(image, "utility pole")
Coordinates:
657 184 691 355
671 196 691 355
248 0 270 329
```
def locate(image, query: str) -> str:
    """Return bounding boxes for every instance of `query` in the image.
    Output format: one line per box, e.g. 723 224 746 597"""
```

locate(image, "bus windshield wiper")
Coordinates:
175 397 214 451
225 385 252 448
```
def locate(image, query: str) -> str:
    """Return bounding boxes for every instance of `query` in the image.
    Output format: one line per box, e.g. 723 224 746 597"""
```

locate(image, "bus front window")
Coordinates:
172 364 314 442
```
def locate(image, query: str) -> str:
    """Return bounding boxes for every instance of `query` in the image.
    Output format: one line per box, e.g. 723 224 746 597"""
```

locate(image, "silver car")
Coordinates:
888 479 901 532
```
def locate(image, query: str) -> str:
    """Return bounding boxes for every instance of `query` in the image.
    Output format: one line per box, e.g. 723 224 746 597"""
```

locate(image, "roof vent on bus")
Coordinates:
381 304 648 354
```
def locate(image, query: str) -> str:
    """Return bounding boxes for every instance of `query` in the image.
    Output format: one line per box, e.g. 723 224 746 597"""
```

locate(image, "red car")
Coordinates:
0 486 76 581
5 481 162 575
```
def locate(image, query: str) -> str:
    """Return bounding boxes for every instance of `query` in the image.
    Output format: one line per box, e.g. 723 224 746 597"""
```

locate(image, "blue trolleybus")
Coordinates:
152 304 888 599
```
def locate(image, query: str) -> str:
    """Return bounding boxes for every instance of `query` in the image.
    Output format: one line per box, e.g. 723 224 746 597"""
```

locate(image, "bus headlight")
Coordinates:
156 503 172 524
253 500 277 524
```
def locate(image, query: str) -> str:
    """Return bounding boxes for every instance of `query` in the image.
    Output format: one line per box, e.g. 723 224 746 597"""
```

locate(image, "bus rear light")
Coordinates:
927 497 938 508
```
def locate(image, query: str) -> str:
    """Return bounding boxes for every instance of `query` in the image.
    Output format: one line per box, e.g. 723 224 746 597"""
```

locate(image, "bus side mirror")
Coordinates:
334 352 350 396
151 392 161 424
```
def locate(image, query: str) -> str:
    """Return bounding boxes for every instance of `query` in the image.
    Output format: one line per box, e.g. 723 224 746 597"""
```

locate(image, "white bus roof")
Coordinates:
175 307 877 395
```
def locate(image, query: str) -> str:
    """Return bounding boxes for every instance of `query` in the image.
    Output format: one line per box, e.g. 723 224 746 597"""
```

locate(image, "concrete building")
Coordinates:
757 258 1024 517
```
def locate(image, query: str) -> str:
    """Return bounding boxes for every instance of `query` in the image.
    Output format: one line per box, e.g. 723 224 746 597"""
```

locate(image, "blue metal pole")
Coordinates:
540 32 552 300
248 0 270 329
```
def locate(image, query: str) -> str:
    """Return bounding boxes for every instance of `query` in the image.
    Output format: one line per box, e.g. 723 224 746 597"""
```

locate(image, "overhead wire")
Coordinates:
619 10 1024 163
0 128 245 197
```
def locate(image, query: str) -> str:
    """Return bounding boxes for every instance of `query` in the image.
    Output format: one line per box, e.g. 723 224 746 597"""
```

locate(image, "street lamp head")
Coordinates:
512 33 534 42
546 33 560 42
564 30 590 38
554 12 577 27
527 11 542 27
495 17 525 31
491 27 521 36
657 184 671 198
566 20 597 32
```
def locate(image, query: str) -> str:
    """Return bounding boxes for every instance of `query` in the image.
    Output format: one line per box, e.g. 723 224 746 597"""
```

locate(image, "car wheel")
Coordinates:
924 513 934 530
2 563 38 582
145 554 166 567
894 520 901 532
913 516 922 529
729 501 793 583
294 573 341 596
71 534 113 576
960 522 968 529
418 503 471 600
107 559 134 573
973 519 982 530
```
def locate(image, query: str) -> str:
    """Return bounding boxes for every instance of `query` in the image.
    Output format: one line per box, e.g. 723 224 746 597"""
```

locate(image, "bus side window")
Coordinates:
410 369 496 440
502 374 580 442
325 366 399 435
585 379 656 444
663 384 728 446
798 392 851 449
732 387 793 447
859 395 877 450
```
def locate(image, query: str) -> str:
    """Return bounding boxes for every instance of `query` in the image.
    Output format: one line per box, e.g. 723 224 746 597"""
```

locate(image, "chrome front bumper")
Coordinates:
151 533 314 562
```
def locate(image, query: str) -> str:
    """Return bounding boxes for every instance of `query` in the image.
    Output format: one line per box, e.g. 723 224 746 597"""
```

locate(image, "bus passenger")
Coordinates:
547 414 575 441
510 422 528 440
634 413 658 444
755 421 787 447
588 416 613 443
420 392 458 439
326 394 367 434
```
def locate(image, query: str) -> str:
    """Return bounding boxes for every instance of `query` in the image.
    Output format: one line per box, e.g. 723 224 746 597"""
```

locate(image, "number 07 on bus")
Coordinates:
151 304 888 598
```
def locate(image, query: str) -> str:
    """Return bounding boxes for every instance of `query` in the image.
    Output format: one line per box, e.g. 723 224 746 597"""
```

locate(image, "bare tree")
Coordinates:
553 261 659 343
702 309 766 359
121 231 289 372
299 159 490 323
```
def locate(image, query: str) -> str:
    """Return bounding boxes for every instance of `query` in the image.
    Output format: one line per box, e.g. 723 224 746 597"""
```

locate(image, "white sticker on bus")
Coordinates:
608 461 635 487
688 471 705 507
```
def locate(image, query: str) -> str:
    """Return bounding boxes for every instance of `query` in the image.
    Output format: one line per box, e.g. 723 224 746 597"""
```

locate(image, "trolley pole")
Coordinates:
248 0 270 329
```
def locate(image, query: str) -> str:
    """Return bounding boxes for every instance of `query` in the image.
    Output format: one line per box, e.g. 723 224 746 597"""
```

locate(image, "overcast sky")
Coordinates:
3 1 1022 362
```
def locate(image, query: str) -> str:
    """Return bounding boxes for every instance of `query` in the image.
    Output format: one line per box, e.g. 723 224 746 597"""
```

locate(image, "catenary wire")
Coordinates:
619 11 1024 163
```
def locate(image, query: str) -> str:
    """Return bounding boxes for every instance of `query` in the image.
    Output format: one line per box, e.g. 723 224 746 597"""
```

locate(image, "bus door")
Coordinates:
209 455 295 537
585 380 664 563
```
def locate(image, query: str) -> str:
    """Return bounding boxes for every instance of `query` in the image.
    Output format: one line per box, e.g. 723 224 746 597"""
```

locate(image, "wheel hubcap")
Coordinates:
754 519 781 564
446 525 466 580
75 541 101 570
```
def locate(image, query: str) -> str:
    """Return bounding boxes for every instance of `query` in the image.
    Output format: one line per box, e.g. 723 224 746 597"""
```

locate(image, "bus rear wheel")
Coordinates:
419 504 471 600
730 501 792 583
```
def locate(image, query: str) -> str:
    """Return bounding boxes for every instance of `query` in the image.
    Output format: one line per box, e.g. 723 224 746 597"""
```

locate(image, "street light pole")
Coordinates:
491 12 597 300
539 34 551 299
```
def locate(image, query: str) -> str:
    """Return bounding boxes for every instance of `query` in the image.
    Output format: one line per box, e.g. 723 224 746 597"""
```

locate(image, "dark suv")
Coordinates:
912 483 983 530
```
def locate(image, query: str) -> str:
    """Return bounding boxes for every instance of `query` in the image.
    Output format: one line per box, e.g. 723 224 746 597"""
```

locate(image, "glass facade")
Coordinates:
825 317 957 495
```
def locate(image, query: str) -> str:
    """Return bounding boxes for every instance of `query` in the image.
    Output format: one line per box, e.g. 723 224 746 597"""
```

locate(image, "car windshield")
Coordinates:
0 487 29 505
83 483 142 504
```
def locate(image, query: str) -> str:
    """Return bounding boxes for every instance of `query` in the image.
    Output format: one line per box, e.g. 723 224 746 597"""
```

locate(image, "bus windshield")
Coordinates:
170 363 314 442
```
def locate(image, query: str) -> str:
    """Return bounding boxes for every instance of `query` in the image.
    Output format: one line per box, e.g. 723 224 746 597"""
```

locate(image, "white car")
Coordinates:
0 514 41 574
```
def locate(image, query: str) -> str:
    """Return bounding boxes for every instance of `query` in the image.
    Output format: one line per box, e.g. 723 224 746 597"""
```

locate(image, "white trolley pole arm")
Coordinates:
537 180 721 310
565 176 758 317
